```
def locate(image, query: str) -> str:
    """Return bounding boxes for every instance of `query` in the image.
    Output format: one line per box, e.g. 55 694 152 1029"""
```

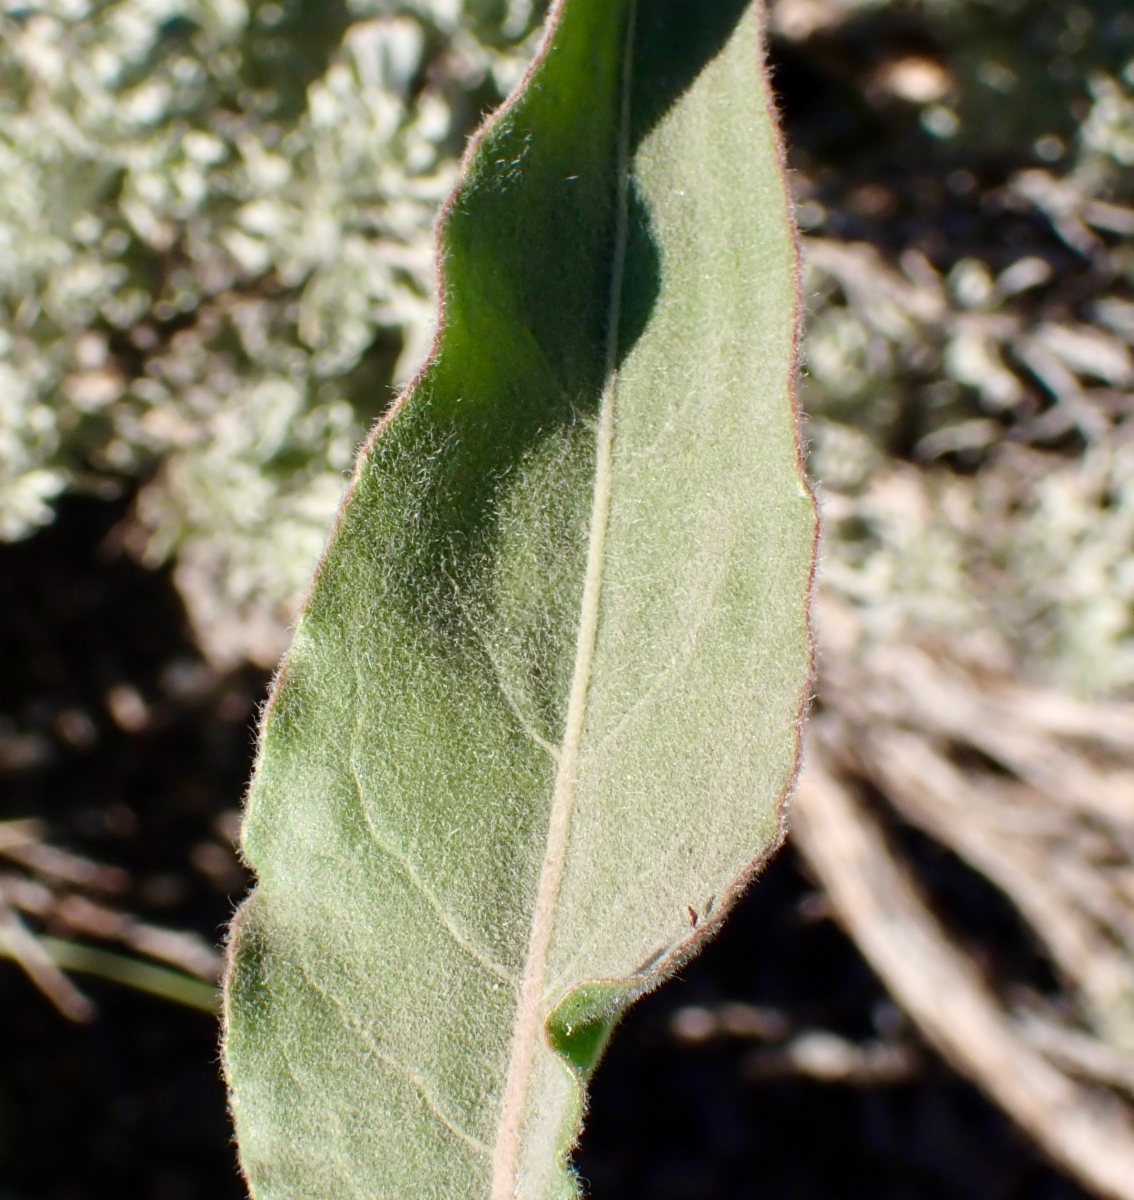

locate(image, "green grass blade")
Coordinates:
19 937 219 1014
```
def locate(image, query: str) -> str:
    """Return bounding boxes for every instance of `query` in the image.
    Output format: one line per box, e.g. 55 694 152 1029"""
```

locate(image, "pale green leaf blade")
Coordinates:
223 2 816 1198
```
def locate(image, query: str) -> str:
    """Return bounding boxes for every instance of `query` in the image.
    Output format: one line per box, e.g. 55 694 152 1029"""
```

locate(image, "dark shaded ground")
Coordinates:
578 846 1086 1200
0 496 254 1200
0 497 1089 1200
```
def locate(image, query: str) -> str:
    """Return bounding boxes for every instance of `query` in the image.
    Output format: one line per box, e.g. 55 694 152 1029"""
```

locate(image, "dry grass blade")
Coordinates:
0 901 95 1022
0 840 130 893
809 591 1134 1195
848 724 1134 1042
0 819 45 850
990 683 1134 757
124 924 221 981
825 642 1134 831
743 1031 917 1085
0 820 223 1012
49 894 222 981
1017 1009 1134 1097
792 751 1134 1200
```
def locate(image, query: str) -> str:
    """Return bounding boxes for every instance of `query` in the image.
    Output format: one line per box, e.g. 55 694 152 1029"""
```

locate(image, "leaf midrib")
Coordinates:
489 2 638 1194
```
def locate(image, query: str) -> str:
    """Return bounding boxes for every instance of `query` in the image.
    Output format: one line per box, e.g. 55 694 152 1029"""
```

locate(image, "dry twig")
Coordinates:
789 579 1134 1200
793 753 1134 1200
0 819 220 1016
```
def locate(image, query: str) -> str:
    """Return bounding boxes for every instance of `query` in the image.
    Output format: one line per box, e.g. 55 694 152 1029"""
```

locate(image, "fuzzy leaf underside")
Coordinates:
223 2 816 1198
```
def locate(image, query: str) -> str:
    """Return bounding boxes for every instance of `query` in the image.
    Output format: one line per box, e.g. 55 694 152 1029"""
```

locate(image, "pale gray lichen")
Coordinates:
0 0 543 666
793 0 1134 696
6 0 1134 698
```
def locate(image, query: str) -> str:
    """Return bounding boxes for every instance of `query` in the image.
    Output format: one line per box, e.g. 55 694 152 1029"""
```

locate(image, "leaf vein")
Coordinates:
274 1035 373 1200
490 4 638 1195
294 958 492 1159
552 831 691 990
476 634 563 764
586 538 732 762
345 758 519 987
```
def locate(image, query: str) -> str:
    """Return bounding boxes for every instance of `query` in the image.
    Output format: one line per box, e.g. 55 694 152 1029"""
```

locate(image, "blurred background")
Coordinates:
4 0 1134 1196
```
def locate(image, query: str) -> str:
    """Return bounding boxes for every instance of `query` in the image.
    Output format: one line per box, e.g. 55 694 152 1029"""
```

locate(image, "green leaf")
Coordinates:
222 1 816 1197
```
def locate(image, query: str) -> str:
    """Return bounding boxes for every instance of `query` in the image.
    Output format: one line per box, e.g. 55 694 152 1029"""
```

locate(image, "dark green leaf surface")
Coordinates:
223 2 815 1196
